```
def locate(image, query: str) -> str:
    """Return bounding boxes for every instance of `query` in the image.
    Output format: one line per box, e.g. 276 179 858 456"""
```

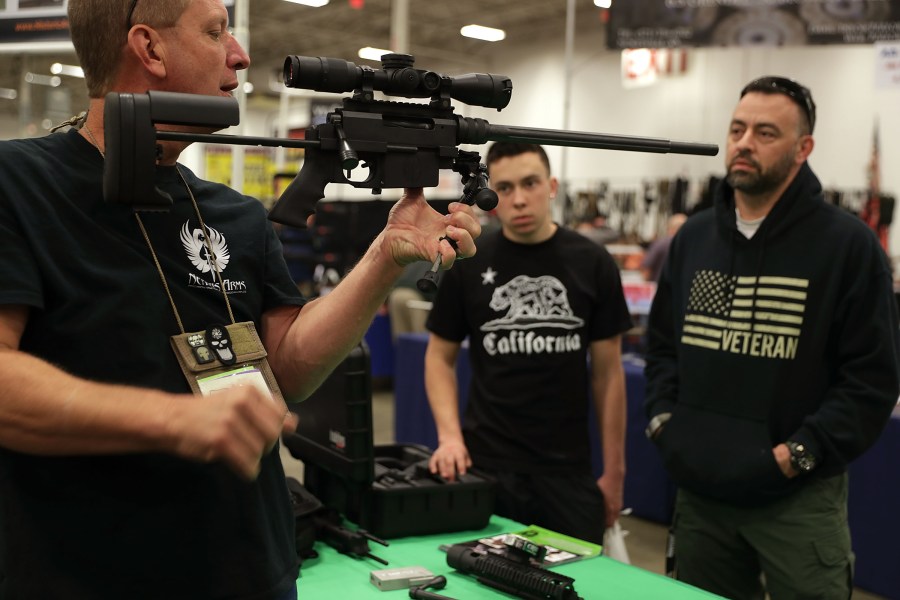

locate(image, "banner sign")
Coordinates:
0 13 69 44
875 40 900 87
0 0 234 45
621 47 689 88
0 0 68 44
607 1 900 49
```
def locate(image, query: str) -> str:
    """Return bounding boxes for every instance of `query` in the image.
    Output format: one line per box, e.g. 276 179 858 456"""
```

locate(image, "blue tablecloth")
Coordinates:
847 408 900 598
363 312 394 379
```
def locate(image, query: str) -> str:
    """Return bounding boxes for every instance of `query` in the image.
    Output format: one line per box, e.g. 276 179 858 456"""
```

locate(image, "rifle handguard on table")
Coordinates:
446 543 582 600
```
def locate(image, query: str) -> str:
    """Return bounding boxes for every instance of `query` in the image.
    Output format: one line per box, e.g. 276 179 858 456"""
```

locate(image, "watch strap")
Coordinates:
786 440 817 473
645 412 672 441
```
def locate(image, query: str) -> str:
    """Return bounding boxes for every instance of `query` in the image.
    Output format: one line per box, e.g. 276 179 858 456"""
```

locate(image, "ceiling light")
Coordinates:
24 73 61 87
460 24 506 42
0 88 17 100
282 0 329 6
358 46 391 62
50 63 85 78
594 0 612 7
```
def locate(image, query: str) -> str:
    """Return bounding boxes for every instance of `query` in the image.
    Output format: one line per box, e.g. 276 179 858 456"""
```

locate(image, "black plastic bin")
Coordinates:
283 342 495 539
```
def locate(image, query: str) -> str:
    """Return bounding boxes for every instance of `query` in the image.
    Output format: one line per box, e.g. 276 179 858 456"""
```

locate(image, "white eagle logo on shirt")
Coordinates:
180 221 231 282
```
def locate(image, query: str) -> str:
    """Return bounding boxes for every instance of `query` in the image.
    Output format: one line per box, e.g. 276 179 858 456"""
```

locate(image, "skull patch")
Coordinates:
205 324 236 365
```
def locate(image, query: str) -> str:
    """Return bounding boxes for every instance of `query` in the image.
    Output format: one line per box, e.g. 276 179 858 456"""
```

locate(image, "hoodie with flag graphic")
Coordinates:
644 162 900 505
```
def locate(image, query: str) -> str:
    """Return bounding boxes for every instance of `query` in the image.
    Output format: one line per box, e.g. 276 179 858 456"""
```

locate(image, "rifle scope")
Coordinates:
283 54 513 111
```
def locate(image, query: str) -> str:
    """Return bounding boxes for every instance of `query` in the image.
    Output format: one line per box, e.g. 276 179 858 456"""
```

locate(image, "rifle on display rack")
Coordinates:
102 53 718 266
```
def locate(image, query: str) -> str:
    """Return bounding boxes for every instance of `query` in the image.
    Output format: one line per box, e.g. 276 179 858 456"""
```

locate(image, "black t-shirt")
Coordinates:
427 227 632 473
0 130 305 599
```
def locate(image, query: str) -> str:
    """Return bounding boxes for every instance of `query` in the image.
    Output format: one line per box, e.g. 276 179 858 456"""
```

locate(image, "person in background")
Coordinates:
639 212 687 282
424 142 633 544
576 212 620 246
0 1 480 598
644 75 900 600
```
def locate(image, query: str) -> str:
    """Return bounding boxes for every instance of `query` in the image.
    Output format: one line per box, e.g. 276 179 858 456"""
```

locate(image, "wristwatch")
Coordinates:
786 440 817 473
645 412 672 441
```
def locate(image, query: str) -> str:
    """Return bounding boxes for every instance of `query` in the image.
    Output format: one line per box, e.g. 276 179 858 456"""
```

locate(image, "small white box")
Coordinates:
369 566 435 591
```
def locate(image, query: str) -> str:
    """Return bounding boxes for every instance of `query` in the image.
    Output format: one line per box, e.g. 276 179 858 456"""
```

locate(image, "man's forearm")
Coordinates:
265 191 479 401
590 338 627 477
266 233 404 400
594 368 627 477
0 349 175 455
593 365 626 526
425 354 464 443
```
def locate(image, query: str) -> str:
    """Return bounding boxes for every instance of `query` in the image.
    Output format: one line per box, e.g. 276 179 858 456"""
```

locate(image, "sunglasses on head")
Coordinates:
127 0 139 30
740 76 816 134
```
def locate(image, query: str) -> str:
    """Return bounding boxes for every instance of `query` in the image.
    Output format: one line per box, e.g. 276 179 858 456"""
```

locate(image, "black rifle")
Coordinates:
102 53 718 229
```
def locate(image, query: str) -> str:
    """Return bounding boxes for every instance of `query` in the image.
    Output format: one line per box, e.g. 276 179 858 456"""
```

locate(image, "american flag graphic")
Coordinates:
681 270 807 359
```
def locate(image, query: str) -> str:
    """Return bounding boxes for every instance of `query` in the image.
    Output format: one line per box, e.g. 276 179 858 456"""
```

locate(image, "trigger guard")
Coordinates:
338 160 377 188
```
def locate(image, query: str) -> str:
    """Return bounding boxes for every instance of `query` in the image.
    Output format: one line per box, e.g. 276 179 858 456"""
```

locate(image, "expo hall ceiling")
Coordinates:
0 0 607 127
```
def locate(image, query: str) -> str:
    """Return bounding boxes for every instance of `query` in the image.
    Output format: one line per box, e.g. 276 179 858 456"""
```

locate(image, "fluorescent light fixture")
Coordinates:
0 41 73 53
282 0 329 6
24 73 61 87
460 24 506 42
0 88 17 100
358 46 391 62
594 0 612 7
50 63 85 78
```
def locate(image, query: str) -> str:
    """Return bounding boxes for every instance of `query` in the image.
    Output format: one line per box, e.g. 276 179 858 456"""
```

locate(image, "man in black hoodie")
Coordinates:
644 76 900 599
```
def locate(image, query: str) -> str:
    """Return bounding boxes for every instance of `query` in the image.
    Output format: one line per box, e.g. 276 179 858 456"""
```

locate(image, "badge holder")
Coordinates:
169 321 285 404
135 165 285 405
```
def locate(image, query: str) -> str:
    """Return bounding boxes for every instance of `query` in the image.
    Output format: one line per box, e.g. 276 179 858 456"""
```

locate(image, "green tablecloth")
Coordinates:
296 516 725 599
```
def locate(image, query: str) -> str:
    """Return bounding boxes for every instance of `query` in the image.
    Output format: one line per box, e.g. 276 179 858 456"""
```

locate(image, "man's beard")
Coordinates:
726 150 796 196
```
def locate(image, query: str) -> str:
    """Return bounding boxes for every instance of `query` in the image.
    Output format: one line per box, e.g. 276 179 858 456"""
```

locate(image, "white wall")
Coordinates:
448 33 900 256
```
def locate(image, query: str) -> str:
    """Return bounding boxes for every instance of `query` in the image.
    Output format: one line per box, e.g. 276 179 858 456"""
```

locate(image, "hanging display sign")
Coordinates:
0 0 234 45
0 0 69 44
621 47 689 88
875 40 900 87
607 0 900 49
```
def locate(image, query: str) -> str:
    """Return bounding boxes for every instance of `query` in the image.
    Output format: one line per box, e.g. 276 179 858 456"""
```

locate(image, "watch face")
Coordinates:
789 442 816 472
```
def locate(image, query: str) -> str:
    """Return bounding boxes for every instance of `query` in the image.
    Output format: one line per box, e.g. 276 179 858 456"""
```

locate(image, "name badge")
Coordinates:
196 365 273 399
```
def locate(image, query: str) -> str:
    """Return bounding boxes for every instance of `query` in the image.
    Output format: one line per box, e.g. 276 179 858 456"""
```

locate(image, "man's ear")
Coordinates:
796 135 815 165
126 25 169 80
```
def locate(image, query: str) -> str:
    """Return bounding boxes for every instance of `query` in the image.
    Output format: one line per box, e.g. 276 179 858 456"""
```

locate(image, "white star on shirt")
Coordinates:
481 267 497 285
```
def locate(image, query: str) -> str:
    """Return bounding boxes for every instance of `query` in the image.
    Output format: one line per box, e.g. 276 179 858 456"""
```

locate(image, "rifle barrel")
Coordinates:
153 125 716 157
155 131 318 149
484 124 718 156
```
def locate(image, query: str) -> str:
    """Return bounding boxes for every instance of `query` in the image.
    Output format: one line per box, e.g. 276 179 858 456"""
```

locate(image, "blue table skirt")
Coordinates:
847 408 900 598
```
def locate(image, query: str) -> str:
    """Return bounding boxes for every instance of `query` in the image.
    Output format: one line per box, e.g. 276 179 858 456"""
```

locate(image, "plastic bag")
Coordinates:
603 519 631 564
